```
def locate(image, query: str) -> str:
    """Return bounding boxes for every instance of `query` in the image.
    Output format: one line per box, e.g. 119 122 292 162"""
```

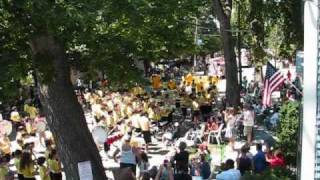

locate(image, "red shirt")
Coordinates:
269 156 285 168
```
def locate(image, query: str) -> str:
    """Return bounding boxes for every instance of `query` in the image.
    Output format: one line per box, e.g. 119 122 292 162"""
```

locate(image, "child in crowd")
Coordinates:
48 149 62 180
13 150 23 180
38 156 51 180
20 151 36 180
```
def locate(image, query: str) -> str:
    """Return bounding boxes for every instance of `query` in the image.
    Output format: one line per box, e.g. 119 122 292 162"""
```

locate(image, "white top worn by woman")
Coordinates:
225 115 236 139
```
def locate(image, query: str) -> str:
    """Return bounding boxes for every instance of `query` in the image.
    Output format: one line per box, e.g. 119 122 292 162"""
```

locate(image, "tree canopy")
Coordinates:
0 0 209 100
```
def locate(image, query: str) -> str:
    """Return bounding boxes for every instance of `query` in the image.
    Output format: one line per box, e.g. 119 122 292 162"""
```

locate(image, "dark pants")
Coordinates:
50 172 62 180
120 163 136 175
24 178 36 180
18 174 24 180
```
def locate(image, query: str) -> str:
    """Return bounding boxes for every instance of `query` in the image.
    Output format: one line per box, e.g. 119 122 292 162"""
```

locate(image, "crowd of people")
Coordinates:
0 59 299 180
0 100 63 179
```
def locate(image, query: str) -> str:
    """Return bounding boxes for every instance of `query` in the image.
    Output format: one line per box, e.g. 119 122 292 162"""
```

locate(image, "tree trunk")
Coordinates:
30 35 107 180
212 0 240 107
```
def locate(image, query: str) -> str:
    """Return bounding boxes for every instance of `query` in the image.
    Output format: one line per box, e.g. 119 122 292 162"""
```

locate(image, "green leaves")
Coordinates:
276 101 300 166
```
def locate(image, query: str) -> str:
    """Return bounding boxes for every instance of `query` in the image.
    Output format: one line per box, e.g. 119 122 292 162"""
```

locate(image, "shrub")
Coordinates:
276 101 300 167
241 167 296 180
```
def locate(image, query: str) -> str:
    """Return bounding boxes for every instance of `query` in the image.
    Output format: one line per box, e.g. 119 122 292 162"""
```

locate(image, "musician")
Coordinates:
105 111 115 128
185 73 193 85
139 112 151 152
113 135 141 175
24 103 38 119
192 97 200 124
168 80 177 90
130 110 142 133
10 107 21 127
151 74 161 90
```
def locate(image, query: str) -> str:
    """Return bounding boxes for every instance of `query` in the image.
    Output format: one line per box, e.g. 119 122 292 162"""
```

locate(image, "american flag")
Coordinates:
262 62 286 107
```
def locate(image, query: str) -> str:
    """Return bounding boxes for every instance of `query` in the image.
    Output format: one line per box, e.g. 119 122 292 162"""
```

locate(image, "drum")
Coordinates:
0 120 12 136
92 126 108 144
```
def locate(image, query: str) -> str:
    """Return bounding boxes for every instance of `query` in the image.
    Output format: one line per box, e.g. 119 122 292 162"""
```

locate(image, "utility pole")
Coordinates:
237 1 242 89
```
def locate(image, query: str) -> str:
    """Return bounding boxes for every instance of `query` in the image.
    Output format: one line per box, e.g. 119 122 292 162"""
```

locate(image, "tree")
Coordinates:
212 0 240 107
276 101 300 167
1 0 202 178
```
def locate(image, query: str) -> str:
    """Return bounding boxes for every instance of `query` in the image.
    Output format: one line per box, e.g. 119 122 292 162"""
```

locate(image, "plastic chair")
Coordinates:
207 124 224 145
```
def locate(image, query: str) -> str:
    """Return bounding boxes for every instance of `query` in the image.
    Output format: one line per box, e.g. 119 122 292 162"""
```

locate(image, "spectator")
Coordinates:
113 135 140 175
216 159 241 180
199 154 211 179
269 108 279 128
173 142 189 173
20 152 36 180
253 144 267 173
237 145 252 176
265 150 285 168
37 157 50 180
155 160 174 180
242 104 255 144
138 152 150 180
13 150 23 180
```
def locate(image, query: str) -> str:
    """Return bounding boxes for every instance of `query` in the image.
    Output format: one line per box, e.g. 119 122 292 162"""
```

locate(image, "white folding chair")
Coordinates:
207 124 224 145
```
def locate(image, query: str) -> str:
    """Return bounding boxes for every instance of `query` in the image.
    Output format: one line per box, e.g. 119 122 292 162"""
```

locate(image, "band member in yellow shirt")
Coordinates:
151 74 161 89
185 73 193 85
167 80 176 90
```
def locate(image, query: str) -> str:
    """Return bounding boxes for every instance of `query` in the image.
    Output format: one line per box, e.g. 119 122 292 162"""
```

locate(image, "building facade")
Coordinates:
301 0 319 179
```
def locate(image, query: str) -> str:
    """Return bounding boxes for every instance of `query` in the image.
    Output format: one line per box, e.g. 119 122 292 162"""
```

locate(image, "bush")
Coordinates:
276 101 300 167
241 167 296 180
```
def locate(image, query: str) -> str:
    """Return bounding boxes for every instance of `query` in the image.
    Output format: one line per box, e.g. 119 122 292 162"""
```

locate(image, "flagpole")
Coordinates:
286 79 303 96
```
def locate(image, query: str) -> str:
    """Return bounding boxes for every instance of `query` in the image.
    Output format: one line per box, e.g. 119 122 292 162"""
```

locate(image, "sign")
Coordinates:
78 161 93 180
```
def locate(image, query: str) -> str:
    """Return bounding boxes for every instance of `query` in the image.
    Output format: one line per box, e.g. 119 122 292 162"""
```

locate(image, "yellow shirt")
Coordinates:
168 80 176 90
0 165 8 180
39 165 51 180
10 111 21 122
151 75 161 89
21 164 35 178
24 105 38 119
14 158 21 174
48 159 61 173
0 137 11 155
185 74 193 85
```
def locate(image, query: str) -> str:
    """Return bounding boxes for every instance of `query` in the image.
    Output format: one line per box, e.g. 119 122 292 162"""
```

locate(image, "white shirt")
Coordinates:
130 114 141 129
243 110 254 126
185 85 192 95
216 169 241 180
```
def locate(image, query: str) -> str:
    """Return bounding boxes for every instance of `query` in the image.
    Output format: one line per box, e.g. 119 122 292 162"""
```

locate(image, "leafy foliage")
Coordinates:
241 167 297 180
276 101 300 166
0 0 204 104
233 0 303 64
